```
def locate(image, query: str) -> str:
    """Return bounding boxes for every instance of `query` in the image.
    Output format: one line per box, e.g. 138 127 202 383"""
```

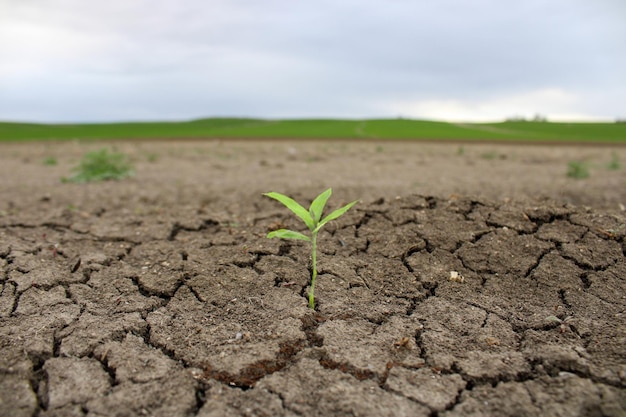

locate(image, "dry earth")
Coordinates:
0 140 625 417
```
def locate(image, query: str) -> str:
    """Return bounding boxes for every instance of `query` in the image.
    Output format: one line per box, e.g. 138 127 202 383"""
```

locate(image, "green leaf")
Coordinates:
264 192 315 230
267 229 311 241
316 199 358 231
309 188 332 223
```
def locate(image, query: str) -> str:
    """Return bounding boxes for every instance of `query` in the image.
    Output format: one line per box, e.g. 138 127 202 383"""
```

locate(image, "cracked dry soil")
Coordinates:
0 140 625 417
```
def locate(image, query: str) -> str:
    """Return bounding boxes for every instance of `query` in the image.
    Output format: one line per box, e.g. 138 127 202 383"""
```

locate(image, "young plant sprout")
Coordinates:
264 188 358 309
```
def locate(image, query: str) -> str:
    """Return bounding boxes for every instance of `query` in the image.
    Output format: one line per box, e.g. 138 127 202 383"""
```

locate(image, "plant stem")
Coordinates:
309 232 318 309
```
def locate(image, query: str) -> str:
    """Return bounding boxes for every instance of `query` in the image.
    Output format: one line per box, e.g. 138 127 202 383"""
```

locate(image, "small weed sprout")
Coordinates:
65 148 134 183
146 152 159 163
264 188 358 309
481 151 498 160
567 160 589 179
43 156 57 166
607 152 621 170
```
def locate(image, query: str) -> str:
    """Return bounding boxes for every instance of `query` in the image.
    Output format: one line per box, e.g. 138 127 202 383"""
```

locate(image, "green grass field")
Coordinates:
0 118 624 143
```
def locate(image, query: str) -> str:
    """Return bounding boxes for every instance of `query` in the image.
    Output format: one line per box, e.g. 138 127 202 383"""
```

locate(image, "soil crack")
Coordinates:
318 355 381 384
199 339 307 389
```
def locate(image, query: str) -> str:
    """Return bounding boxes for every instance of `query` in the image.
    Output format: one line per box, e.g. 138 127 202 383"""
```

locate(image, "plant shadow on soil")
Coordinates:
0 141 625 416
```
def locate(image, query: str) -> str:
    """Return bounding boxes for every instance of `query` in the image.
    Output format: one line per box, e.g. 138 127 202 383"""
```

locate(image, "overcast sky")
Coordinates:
1 0 624 123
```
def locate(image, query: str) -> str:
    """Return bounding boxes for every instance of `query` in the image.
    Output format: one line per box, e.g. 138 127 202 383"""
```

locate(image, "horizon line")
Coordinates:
0 116 622 125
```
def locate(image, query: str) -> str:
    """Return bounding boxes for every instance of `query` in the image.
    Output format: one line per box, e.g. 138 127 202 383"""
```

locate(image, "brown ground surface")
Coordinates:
0 140 625 417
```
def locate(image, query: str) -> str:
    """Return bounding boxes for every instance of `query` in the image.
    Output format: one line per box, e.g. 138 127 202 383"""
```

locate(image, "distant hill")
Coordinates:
0 118 624 143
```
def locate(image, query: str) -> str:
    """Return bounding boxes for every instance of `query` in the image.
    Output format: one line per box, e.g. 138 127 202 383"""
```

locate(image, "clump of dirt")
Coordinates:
0 140 625 416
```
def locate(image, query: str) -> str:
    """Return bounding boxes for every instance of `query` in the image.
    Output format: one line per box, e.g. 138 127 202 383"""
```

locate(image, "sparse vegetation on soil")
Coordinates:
64 148 134 183
607 152 621 170
567 160 590 179
0 140 624 417
42 156 57 166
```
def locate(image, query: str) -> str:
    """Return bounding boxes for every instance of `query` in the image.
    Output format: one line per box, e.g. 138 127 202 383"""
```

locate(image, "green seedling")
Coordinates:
606 152 621 170
146 152 159 163
43 156 57 166
264 188 358 309
481 151 498 160
567 160 589 179
64 148 134 183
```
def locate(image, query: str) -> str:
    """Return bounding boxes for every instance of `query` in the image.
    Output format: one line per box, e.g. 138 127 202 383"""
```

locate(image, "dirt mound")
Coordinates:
1 191 625 417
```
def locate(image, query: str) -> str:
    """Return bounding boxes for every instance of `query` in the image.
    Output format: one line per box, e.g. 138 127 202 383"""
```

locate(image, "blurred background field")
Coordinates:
1 118 625 143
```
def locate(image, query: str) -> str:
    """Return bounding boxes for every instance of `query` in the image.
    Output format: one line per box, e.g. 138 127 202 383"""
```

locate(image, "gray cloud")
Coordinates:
1 0 624 122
